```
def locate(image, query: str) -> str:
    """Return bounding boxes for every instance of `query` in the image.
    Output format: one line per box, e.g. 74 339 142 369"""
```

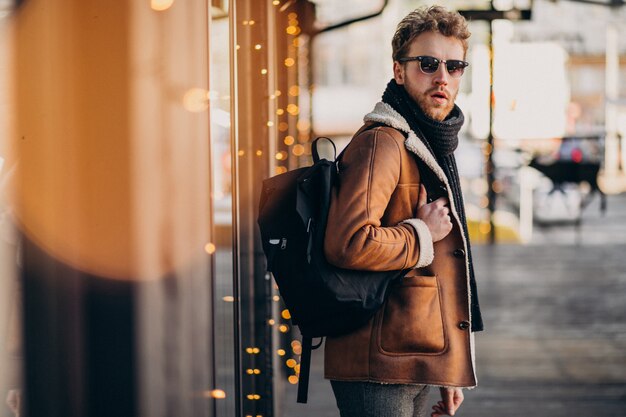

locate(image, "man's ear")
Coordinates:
393 61 405 85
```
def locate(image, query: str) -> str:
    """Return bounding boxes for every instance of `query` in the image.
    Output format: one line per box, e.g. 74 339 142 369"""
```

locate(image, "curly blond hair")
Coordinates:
392 6 470 61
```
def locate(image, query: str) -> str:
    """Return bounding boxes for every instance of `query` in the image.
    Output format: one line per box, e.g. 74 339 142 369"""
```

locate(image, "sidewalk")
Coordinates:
280 194 626 416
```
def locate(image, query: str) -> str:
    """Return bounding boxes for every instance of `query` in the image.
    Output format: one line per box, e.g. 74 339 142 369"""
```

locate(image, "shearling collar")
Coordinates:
364 102 449 186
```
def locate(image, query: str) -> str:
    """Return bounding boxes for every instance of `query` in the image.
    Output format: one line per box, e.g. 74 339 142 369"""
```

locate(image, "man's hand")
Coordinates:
416 184 453 242
431 387 464 416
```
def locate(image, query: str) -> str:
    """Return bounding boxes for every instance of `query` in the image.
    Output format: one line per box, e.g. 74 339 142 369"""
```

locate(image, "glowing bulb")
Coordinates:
279 324 289 333
204 243 216 254
277 349 286 356
278 122 289 132
287 104 299 115
183 88 209 112
284 58 295 67
292 144 305 156
261 69 268 75
273 0 280 4
288 86 300 97
238 150 245 156
222 296 234 302
151 0 174 11
284 136 295 146
255 44 262 50
268 319 275 325
207 389 226 399
286 26 297 35
281 309 291 319
273 295 280 301
277 108 285 115
288 375 299 384
286 359 297 368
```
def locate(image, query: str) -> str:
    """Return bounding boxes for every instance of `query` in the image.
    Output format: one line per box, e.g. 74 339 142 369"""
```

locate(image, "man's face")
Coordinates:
393 31 465 121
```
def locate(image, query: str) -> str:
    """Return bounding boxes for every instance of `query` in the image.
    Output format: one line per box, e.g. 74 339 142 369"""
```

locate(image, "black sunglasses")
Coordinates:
397 55 469 78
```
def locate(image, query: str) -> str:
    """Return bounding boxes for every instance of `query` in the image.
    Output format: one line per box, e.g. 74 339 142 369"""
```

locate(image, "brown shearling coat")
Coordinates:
323 102 477 388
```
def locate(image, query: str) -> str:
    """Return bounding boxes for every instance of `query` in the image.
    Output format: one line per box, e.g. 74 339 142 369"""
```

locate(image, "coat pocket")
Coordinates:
377 275 446 355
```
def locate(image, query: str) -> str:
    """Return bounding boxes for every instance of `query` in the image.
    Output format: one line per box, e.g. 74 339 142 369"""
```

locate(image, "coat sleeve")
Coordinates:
324 127 429 271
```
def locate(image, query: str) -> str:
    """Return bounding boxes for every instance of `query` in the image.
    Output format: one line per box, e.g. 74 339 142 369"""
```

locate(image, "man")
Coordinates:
323 6 483 417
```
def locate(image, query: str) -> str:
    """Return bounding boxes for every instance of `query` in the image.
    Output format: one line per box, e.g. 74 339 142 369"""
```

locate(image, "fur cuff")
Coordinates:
400 219 435 268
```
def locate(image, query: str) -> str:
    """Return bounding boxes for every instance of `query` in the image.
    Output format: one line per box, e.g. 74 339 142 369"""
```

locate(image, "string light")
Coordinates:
255 44 262 50
292 144 305 156
275 151 287 161
275 166 287 175
288 375 299 384
278 122 289 132
267 121 274 127
205 389 226 399
183 88 209 112
273 0 280 5
275 90 282 96
284 136 295 146
284 58 295 67
277 349 286 356
279 324 289 333
268 319 275 325
238 150 245 156
286 26 297 35
151 0 174 11
273 295 280 301
286 359 297 368
288 86 300 97
222 296 235 302
286 104 299 116
261 69 268 75
256 150 263 156
277 108 284 115
249 20 256 25
296 119 310 131
204 243 216 254
281 309 291 319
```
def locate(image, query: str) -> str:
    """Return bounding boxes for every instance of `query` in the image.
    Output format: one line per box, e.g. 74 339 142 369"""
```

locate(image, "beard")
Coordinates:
414 87 457 122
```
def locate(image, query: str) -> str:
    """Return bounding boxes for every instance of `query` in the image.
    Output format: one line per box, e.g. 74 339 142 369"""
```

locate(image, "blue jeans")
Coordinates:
330 380 431 417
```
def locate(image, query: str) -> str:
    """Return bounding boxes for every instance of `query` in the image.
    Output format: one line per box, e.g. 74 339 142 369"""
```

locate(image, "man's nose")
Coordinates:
433 65 449 85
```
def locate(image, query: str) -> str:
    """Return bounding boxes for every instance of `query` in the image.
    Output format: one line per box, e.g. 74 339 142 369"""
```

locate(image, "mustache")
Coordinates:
426 87 451 98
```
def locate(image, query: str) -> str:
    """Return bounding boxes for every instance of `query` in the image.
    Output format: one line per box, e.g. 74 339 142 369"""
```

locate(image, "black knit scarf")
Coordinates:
382 79 483 332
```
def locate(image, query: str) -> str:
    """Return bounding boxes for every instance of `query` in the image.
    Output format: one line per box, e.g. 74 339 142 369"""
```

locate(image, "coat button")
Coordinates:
458 321 470 330
453 249 465 258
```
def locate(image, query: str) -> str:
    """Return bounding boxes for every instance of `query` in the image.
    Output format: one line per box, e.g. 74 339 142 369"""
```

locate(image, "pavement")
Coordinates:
279 193 626 416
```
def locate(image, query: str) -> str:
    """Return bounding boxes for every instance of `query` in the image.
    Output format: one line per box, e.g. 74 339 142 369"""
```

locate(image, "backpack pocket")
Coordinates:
377 275 446 355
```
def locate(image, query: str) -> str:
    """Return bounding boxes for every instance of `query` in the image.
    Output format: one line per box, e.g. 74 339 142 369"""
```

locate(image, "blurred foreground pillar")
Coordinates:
12 1 214 416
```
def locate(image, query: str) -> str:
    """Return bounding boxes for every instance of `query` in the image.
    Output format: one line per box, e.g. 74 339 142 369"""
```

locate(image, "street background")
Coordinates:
281 193 626 416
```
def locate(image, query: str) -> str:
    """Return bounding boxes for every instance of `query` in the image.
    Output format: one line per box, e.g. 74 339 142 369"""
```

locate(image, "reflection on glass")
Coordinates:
1 9 23 417
210 5 236 416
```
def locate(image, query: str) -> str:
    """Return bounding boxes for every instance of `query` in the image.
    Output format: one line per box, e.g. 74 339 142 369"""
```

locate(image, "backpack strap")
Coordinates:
311 137 337 163
296 336 324 403
296 336 312 403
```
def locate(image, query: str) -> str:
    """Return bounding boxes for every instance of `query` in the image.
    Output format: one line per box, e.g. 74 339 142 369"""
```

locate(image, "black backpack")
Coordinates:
257 136 408 403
